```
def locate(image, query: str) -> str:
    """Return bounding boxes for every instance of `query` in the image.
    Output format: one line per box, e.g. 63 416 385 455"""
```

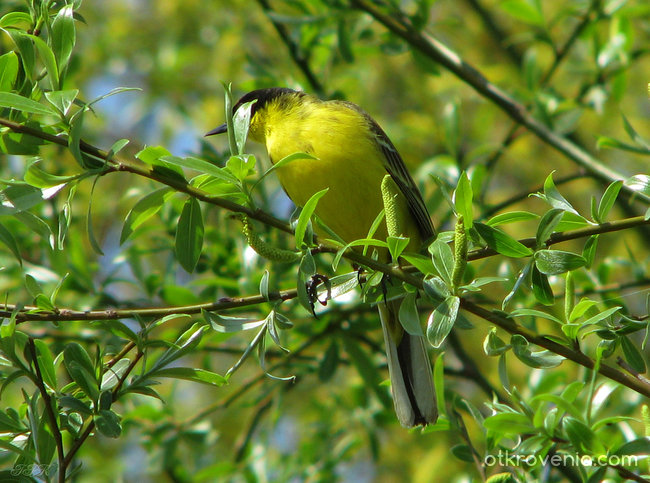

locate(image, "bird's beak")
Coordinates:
205 123 227 137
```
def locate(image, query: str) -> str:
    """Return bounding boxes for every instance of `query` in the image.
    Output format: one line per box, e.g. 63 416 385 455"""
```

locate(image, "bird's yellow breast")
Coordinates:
251 98 421 246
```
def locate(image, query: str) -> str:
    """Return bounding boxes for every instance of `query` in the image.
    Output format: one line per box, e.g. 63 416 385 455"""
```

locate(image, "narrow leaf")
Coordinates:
474 222 533 258
175 198 204 272
294 188 328 248
0 92 56 116
426 295 460 348
534 250 586 275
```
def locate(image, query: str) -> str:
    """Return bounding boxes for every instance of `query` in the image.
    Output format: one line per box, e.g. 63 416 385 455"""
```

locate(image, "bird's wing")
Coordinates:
371 126 435 241
333 100 435 242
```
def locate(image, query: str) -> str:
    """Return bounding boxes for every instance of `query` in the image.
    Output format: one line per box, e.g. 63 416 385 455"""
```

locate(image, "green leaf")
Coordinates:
64 359 99 402
450 444 474 463
259 269 270 301
136 146 183 176
568 298 597 322
207 313 267 333
44 89 79 117
613 437 650 456
620 336 646 373
100 359 130 391
460 276 507 292
68 107 86 167
622 115 650 149
33 339 57 390
328 272 359 299
0 184 46 215
160 155 238 183
0 223 22 265
0 11 32 28
597 136 650 154
120 188 174 243
0 52 19 91
564 417 605 454
511 334 564 368
107 138 129 160
401 253 435 275
225 154 256 181
51 5 76 72
531 265 554 305
94 409 122 438
422 275 449 301
294 188 328 248
582 234 599 268
86 174 104 255
453 171 473 228
14 211 54 248
24 161 77 188
625 175 650 197
426 295 460 348
0 92 57 116
8 31 35 79
535 208 564 246
92 320 140 344
483 412 532 435
151 367 227 386
28 33 59 89
59 395 92 415
534 249 586 275
486 211 538 227
296 250 317 305
555 211 592 231
596 180 623 223
541 172 578 214
86 87 141 110
398 292 424 336
474 222 533 258
233 99 256 154
386 235 410 261
484 328 510 356
175 197 204 272
428 239 455 285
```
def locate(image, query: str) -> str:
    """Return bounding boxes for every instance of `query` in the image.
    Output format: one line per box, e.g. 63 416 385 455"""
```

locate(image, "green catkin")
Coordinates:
239 215 300 262
564 271 575 323
451 215 467 291
381 174 409 238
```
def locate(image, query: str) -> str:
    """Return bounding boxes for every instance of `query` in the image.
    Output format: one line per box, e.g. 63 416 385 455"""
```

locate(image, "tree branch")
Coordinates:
348 0 649 203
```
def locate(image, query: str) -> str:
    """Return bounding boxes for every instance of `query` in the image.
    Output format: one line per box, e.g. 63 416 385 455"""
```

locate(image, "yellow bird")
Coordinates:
207 88 437 427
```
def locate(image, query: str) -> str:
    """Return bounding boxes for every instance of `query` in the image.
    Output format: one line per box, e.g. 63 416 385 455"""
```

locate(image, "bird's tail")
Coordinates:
378 300 437 427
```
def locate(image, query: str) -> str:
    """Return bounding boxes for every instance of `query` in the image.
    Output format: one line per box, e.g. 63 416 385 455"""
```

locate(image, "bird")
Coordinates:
207 87 437 427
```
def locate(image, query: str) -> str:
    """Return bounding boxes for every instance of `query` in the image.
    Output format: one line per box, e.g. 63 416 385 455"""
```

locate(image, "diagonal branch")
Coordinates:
348 0 649 203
